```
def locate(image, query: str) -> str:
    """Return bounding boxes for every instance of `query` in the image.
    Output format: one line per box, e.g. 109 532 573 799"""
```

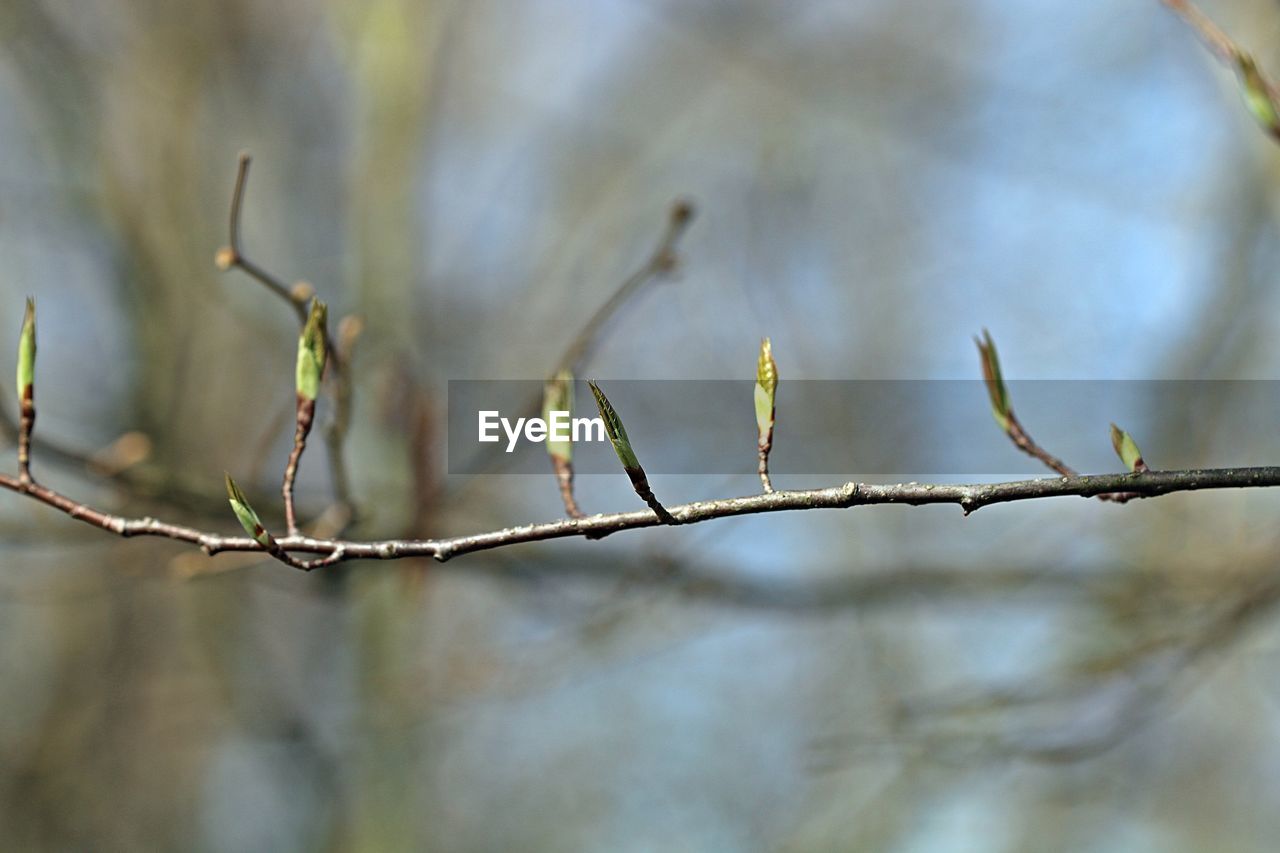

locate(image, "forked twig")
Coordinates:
976 331 1139 503
214 152 358 528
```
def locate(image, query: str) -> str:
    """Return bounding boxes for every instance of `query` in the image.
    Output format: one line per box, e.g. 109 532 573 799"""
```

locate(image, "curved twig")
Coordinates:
3 466 1278 566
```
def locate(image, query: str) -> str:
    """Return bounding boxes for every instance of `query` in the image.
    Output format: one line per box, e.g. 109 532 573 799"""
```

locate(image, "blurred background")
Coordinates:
3 0 1280 849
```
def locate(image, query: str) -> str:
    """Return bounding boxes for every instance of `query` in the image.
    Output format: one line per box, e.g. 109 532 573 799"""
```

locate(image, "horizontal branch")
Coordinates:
4 466 1278 566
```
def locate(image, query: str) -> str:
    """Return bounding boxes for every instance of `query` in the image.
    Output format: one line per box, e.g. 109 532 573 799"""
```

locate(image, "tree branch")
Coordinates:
1162 0 1280 141
3 466 1278 567
553 199 695 376
213 152 357 527
214 152 309 319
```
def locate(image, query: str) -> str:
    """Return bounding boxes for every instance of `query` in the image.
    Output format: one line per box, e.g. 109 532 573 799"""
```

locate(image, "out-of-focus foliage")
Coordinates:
2 0 1280 850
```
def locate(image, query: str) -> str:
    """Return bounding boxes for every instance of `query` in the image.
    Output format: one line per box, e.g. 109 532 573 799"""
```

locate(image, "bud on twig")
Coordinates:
226 473 275 547
588 380 676 524
296 298 328 402
544 370 584 518
16 298 36 482
1110 424 1149 473
1235 53 1280 136
589 380 640 470
16 297 35 402
284 298 327 535
544 370 574 465
336 314 365 361
754 337 778 493
290 281 317 304
975 329 1011 432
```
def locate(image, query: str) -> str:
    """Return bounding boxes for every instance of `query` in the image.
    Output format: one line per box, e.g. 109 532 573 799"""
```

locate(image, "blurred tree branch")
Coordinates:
1163 0 1280 140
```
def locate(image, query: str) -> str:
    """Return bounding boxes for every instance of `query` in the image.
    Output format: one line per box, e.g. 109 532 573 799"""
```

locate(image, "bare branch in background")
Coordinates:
1163 0 1280 141
543 370 585 518
458 199 697 493
214 152 310 319
553 199 695 376
213 152 358 528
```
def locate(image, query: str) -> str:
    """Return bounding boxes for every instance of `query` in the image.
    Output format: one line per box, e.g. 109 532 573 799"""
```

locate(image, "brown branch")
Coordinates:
213 153 357 529
451 200 698 491
17 386 33 484
281 396 315 536
1162 0 1280 141
4 466 1279 567
624 467 677 525
1163 0 1240 65
325 314 364 526
1002 411 1139 502
758 437 774 494
1004 415 1074 479
0 386 288 519
552 456 585 519
553 199 695 376
976 332 1139 503
215 152 308 321
1006 411 1140 505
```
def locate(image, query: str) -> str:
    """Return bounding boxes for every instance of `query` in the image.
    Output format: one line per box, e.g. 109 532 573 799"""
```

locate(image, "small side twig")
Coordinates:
543 370 585 518
455 200 698 486
282 299 327 535
1162 0 1280 141
282 397 315 535
553 199 695 376
214 152 308 320
552 456 585 519
1163 0 1239 64
976 330 1138 503
214 153 357 529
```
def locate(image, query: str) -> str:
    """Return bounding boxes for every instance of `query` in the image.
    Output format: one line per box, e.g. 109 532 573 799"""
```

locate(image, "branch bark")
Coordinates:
3 466 1277 566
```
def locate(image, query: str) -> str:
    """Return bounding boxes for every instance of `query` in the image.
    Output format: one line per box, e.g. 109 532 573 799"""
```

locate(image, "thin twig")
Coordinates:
454 200 698 486
17 386 33 484
1163 0 1243 65
977 332 1139 503
0 385 286 518
281 396 315 535
552 456 585 519
625 468 678 525
216 152 307 321
1007 407 1140 505
214 153 357 528
325 315 363 525
1162 0 1280 141
4 466 1279 567
758 440 773 494
553 199 695 376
